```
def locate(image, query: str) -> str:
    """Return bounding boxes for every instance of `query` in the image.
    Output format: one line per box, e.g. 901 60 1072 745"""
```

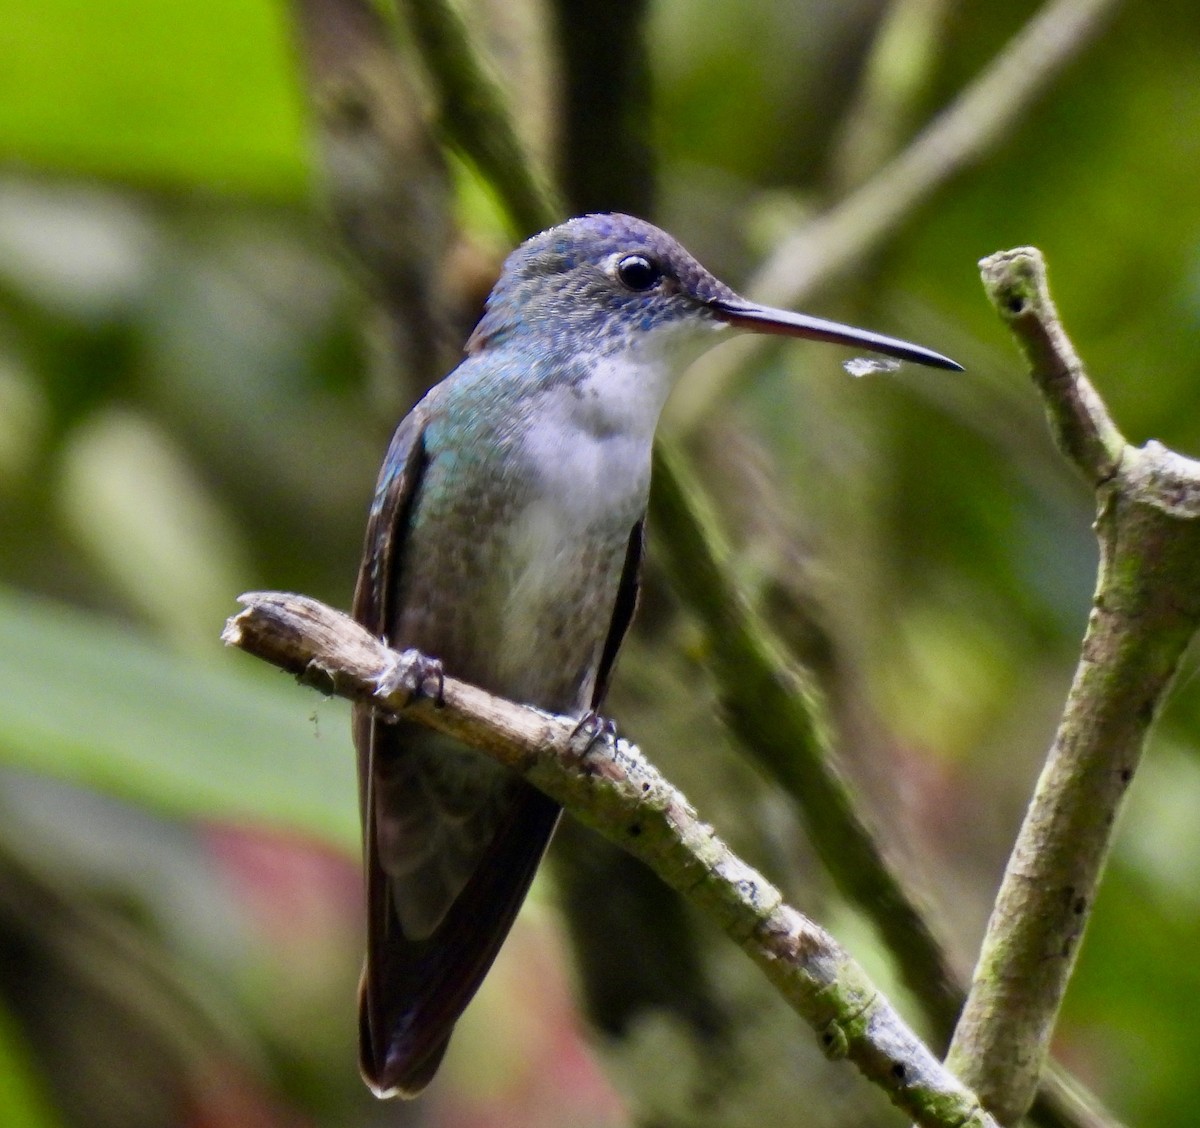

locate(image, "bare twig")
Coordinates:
976 249 1125 484
224 591 998 1128
667 0 1122 433
945 248 1200 1124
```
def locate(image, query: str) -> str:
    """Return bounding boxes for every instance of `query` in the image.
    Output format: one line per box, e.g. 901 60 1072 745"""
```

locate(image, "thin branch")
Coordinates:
666 0 1122 434
399 0 561 236
224 591 998 1128
945 248 1200 1123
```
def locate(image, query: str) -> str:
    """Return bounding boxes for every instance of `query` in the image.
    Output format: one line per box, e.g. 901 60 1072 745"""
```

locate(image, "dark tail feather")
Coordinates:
359 781 561 1097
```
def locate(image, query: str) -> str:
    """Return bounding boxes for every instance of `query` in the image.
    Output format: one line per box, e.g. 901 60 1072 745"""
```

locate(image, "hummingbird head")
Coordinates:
465 213 737 358
466 213 962 372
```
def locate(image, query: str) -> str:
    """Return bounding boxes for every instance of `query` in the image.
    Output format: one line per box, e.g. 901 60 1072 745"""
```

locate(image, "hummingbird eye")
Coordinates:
615 253 662 292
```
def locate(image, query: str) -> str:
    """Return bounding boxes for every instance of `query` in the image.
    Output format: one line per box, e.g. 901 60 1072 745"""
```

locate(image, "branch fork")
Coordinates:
945 248 1200 1124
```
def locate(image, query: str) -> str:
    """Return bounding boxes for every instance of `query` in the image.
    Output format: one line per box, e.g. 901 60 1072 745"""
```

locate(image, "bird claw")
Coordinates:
373 647 446 713
568 710 618 762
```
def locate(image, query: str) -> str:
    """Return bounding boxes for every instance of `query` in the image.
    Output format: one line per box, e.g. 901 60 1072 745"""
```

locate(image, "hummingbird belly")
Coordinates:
494 496 635 707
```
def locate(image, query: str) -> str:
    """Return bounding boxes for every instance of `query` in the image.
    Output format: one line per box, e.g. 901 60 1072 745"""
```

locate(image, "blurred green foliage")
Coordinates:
0 0 1199 1125
0 0 309 196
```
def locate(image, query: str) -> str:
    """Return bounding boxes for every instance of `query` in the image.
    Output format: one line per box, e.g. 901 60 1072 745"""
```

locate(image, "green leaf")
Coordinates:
0 588 356 851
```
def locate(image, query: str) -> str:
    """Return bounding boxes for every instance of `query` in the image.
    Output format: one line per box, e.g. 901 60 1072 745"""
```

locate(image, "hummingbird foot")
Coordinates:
567 710 619 764
372 647 446 716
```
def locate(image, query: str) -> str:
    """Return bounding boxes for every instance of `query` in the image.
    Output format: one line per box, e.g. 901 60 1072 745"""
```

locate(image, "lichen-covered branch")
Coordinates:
945 248 1200 1124
223 591 997 1128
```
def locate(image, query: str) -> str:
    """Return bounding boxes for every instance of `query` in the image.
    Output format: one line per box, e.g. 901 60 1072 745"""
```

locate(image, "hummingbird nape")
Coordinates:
352 212 961 1097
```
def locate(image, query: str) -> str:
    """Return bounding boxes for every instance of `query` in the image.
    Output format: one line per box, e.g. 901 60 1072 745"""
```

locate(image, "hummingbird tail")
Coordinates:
358 780 561 1098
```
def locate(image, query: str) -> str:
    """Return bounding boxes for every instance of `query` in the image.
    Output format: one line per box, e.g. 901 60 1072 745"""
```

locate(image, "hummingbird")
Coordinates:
352 212 961 1097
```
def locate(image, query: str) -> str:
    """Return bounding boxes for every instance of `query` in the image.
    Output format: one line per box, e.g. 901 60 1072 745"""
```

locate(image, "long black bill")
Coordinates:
710 298 963 372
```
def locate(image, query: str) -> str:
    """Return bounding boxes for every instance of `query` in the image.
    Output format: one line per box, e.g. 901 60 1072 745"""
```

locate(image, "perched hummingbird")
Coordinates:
352 212 961 1097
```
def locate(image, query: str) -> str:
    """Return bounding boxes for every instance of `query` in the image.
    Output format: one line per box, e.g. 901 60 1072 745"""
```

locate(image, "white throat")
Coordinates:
570 316 727 445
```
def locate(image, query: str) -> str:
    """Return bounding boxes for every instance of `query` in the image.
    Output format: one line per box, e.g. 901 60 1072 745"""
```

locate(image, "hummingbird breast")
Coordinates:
396 357 658 713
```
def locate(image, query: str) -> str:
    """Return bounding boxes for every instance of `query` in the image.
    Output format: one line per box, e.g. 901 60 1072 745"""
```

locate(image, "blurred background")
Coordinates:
1 0 1199 1125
